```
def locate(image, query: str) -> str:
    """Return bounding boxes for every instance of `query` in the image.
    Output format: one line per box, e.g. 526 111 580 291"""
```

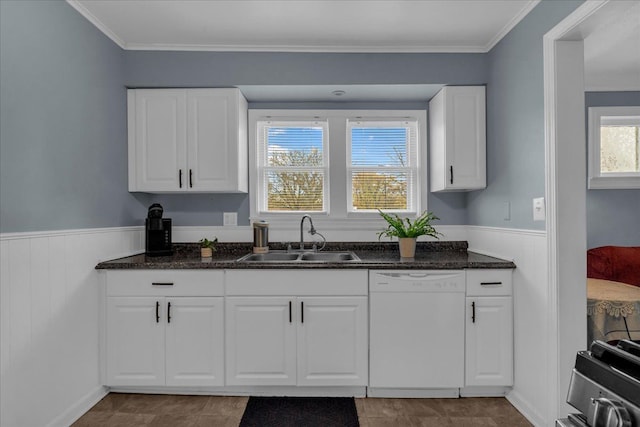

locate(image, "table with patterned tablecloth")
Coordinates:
587 278 640 346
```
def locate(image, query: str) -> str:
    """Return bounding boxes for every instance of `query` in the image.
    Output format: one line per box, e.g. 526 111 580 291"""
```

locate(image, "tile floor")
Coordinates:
72 393 533 426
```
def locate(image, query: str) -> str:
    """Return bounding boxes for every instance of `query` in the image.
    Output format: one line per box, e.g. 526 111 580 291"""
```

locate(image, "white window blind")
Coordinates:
347 120 419 213
256 120 329 212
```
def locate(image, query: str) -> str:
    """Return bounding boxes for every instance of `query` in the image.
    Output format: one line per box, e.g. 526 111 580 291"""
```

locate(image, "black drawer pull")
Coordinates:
189 169 193 188
301 301 304 323
156 301 160 323
471 301 476 323
179 169 183 188
289 301 292 323
167 302 172 323
152 282 174 286
480 281 503 286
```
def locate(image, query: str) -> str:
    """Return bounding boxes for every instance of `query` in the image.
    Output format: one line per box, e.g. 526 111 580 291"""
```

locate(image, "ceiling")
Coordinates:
67 0 539 53
67 0 640 95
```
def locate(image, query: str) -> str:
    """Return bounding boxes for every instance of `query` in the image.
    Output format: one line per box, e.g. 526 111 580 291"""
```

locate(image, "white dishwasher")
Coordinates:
369 270 466 393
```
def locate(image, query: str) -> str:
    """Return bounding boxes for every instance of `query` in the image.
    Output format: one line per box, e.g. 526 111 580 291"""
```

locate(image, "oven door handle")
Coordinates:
589 397 632 427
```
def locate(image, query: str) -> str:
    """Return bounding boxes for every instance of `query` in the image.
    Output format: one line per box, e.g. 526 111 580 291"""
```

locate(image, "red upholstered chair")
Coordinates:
587 246 640 288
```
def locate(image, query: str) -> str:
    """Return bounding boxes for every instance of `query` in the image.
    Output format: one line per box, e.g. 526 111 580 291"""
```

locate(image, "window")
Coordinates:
347 120 418 212
256 120 329 212
249 110 426 224
588 106 640 189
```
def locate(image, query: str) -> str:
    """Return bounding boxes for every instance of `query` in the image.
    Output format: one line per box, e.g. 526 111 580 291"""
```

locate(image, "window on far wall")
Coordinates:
256 120 329 212
249 110 426 223
588 106 640 189
347 120 418 213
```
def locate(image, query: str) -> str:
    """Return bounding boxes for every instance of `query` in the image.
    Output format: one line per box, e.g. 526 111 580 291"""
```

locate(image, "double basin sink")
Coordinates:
237 250 360 263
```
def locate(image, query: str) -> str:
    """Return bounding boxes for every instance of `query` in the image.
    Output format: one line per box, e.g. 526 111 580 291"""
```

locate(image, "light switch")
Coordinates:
223 212 237 226
533 197 545 221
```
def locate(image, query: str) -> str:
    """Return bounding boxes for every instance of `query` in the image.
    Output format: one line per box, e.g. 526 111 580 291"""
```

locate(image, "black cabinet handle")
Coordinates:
450 165 454 184
156 301 160 323
167 302 171 323
189 169 193 188
480 282 503 286
471 301 476 323
179 169 183 188
152 282 173 286
289 301 292 323
301 301 304 323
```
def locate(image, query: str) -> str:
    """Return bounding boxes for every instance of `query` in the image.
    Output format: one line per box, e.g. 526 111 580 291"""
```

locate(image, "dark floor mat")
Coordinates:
239 396 359 427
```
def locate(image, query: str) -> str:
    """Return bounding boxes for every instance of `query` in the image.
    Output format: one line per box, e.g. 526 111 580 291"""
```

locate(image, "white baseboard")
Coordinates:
506 389 546 427
366 388 460 398
108 386 367 398
47 386 108 427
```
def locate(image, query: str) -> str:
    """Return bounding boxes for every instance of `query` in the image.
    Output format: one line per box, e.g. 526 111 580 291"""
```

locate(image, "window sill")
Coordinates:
588 176 640 189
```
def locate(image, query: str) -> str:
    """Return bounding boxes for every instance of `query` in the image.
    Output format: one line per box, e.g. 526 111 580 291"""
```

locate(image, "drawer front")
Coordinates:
466 269 513 296
106 270 224 296
226 269 368 296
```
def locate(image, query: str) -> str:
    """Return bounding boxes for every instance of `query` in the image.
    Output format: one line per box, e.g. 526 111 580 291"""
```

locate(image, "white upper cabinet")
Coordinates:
128 88 248 193
429 86 486 192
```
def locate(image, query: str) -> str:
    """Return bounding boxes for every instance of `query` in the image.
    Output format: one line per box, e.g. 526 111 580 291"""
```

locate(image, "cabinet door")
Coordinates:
106 297 165 386
187 89 245 192
225 297 296 386
297 297 368 386
444 86 486 190
165 297 224 386
130 90 187 192
465 297 513 386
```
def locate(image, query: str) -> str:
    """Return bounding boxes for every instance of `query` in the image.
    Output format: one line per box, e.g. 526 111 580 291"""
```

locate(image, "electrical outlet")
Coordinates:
503 201 511 221
533 197 545 221
223 212 237 226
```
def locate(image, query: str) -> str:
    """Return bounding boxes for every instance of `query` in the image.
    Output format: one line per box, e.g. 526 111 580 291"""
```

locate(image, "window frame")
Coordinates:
248 109 427 227
346 119 419 214
588 106 640 189
256 119 330 214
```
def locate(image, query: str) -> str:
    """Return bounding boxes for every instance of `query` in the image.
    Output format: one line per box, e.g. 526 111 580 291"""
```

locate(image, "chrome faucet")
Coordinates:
299 214 316 251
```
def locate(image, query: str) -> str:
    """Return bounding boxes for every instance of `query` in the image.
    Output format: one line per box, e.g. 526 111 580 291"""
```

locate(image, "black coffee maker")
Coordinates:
145 203 173 257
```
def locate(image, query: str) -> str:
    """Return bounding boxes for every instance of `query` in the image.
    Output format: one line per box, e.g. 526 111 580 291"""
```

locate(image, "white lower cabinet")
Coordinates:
106 297 166 386
225 297 297 386
465 270 514 387
225 270 369 387
104 271 225 387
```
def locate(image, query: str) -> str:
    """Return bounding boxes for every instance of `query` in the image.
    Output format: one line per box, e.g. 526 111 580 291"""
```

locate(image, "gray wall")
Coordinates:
585 91 640 248
124 52 489 226
466 0 583 230
0 0 145 233
1 0 589 233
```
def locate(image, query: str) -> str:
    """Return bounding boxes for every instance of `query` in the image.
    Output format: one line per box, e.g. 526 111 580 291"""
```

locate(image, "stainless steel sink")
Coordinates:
299 252 360 262
238 253 301 262
236 251 360 263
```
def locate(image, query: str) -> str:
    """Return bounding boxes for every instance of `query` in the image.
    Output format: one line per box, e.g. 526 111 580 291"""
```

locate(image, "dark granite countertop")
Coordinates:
96 242 515 270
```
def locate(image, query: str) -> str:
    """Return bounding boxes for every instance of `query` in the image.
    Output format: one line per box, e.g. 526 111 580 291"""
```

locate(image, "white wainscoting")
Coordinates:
0 227 144 427
467 226 548 427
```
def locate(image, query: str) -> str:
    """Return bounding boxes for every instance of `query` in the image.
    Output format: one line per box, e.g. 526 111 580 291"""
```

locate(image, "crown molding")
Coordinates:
123 42 488 53
65 0 126 49
484 0 541 52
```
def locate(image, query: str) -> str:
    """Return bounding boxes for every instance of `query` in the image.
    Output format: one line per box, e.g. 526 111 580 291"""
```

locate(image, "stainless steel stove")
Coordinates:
557 340 640 427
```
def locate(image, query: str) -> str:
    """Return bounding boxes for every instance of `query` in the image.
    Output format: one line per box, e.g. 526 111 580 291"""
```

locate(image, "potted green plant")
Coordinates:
199 237 218 258
377 210 442 258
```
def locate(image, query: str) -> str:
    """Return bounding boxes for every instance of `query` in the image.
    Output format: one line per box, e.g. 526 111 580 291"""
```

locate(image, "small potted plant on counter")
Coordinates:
377 210 442 259
199 237 218 258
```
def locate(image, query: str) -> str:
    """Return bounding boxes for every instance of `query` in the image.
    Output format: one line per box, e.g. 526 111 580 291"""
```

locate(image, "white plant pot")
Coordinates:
398 237 417 259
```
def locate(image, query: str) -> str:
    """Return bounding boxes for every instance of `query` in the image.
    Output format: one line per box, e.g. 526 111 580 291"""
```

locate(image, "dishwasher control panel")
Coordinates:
369 270 465 293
